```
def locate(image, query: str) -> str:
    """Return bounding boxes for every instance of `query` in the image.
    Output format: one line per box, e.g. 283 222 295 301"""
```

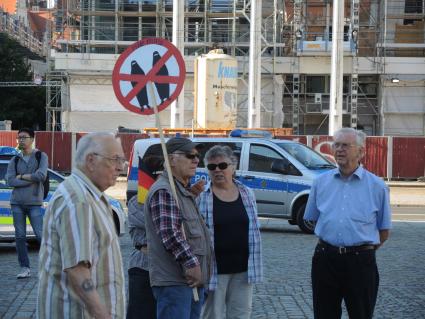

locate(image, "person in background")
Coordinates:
127 145 163 319
6 127 48 279
304 127 392 319
144 137 213 319
127 144 206 319
37 132 126 319
198 145 263 319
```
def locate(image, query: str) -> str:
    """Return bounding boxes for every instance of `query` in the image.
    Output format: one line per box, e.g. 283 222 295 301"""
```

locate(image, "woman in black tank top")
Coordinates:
199 145 263 319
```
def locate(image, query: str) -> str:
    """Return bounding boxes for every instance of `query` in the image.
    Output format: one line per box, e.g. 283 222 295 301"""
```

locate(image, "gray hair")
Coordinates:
334 127 366 147
204 145 237 166
75 132 116 169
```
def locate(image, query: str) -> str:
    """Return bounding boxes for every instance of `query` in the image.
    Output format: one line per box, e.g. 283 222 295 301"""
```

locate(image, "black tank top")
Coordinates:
213 192 249 274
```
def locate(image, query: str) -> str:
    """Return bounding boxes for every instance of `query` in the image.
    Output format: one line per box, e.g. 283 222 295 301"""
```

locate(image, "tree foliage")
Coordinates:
0 34 46 130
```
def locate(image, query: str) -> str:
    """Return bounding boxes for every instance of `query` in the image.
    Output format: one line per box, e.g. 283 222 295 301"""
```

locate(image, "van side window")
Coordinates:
197 142 242 169
249 144 285 174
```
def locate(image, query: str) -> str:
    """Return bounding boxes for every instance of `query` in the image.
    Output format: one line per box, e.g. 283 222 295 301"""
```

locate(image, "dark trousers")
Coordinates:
311 244 379 319
127 268 156 319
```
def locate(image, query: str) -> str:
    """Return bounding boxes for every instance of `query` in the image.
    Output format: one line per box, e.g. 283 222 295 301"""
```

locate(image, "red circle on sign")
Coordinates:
112 38 186 115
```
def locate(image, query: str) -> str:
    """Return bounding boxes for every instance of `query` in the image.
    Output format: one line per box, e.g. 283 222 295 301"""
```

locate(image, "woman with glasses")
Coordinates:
198 145 263 319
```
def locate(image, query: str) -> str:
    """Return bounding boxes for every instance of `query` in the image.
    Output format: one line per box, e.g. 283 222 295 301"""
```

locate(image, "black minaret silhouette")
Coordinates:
152 51 170 103
130 60 150 109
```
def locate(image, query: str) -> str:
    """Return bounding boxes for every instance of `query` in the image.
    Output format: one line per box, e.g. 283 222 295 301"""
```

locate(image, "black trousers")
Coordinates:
127 267 156 319
311 244 379 319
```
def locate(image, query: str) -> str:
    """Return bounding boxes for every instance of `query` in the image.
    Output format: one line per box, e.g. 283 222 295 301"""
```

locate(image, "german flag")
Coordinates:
137 156 156 204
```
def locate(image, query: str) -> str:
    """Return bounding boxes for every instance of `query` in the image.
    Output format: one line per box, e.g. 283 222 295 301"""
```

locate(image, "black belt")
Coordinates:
135 244 147 250
318 239 376 255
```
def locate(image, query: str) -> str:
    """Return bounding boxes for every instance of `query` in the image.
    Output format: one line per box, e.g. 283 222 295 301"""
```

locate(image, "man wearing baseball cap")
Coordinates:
144 137 213 319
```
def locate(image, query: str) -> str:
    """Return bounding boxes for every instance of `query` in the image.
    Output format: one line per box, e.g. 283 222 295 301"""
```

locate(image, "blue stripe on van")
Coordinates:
132 167 312 194
129 167 138 181
190 171 310 194
237 177 310 193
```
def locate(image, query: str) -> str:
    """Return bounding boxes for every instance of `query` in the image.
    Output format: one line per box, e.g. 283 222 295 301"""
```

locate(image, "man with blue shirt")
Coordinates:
304 127 391 319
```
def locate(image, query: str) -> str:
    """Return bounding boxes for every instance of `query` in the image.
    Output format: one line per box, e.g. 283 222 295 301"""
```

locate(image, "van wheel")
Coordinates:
296 203 315 234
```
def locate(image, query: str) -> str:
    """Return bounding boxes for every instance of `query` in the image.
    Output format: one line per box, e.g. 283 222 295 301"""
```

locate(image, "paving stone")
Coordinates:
1 221 425 318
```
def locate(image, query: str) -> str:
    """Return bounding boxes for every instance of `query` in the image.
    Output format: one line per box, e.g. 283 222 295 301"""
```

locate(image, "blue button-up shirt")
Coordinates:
304 166 392 246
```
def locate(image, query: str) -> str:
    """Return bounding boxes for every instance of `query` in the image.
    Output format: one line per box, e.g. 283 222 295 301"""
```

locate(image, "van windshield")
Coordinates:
276 142 336 170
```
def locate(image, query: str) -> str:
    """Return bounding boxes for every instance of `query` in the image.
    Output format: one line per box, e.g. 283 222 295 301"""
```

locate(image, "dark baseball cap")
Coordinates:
166 137 203 154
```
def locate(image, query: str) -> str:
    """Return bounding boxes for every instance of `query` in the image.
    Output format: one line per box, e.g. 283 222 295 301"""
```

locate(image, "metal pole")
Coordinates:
380 0 387 136
329 0 344 135
248 0 262 128
171 0 185 128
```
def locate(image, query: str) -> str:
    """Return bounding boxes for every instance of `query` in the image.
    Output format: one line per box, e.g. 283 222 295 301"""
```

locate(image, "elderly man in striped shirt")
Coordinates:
37 132 126 319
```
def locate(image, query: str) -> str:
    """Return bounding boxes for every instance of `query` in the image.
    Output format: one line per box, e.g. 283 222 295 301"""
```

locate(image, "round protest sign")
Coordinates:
112 38 186 115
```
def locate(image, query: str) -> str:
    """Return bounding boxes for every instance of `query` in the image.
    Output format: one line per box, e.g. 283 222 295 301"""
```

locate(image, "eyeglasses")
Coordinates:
17 136 32 140
332 142 356 150
173 152 200 160
93 153 126 166
207 162 232 171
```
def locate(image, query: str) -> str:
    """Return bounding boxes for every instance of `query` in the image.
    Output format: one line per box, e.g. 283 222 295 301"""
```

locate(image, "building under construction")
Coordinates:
48 0 425 135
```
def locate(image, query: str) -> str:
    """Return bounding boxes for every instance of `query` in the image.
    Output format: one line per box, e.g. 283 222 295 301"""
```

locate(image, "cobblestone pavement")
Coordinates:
0 220 424 318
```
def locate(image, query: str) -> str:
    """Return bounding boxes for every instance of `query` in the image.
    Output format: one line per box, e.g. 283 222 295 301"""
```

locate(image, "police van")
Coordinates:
127 131 336 233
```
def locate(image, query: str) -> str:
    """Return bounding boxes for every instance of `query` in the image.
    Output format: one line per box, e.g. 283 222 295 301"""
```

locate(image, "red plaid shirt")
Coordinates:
150 188 199 269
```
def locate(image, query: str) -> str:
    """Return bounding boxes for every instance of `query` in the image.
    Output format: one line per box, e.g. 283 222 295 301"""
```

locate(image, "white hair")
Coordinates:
75 132 116 169
204 145 237 166
334 128 366 147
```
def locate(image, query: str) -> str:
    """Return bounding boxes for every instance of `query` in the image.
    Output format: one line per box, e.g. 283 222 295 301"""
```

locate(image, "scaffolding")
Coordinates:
50 0 425 134
280 0 425 135
56 1 285 56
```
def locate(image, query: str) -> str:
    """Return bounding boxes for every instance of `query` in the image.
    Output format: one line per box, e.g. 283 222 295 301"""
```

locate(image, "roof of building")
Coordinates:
0 0 17 14
27 10 52 38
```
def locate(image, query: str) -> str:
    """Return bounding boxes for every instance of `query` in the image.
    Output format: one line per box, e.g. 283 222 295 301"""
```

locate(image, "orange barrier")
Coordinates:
142 127 293 137
0 131 423 179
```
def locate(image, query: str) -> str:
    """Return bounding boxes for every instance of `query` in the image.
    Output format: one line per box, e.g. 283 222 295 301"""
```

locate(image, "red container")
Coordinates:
35 131 72 172
116 133 149 161
363 137 387 178
392 137 425 179
0 131 18 147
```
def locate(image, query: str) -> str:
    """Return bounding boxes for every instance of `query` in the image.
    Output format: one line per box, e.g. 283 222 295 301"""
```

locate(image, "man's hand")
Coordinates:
190 179 206 197
185 265 202 288
376 229 390 249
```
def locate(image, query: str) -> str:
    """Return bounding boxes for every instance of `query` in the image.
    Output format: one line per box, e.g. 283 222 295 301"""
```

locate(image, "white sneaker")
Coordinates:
17 267 30 279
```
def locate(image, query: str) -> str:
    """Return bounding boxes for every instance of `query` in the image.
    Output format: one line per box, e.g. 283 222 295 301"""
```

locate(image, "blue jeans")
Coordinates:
152 285 205 319
12 205 43 268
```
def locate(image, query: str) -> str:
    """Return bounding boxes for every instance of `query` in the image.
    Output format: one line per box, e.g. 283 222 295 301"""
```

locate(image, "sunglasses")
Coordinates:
207 162 232 171
174 152 200 160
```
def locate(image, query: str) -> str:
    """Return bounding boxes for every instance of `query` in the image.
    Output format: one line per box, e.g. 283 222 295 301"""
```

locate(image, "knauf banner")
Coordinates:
194 49 238 129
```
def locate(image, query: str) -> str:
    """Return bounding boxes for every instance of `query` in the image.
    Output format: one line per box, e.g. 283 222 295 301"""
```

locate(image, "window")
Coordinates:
404 0 423 25
306 76 326 93
248 145 284 173
276 143 334 170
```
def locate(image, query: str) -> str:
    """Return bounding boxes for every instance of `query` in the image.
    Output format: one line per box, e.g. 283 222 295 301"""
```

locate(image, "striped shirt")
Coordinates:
127 195 149 271
197 180 263 291
37 168 126 319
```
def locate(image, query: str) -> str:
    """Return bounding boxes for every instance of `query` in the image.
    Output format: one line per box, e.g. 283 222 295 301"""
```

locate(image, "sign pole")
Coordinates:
147 82 200 302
